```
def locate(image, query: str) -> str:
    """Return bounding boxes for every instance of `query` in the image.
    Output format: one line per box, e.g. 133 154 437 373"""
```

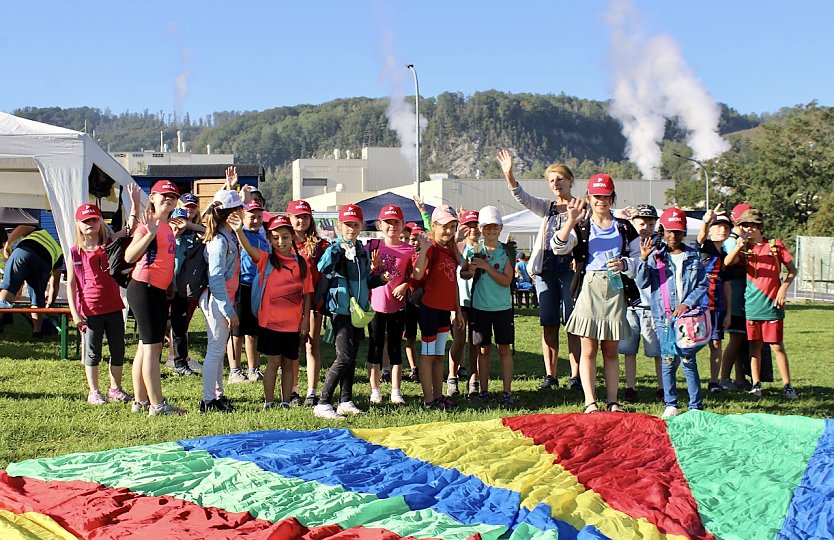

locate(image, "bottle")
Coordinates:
606 249 623 291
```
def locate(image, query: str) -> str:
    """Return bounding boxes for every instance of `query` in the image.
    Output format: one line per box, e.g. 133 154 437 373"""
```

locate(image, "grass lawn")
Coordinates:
1 303 833 468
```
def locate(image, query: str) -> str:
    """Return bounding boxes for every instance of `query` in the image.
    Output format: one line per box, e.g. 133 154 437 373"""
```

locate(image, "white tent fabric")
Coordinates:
0 112 145 254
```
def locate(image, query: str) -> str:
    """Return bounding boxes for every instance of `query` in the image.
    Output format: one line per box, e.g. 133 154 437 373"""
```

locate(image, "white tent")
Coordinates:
0 112 145 254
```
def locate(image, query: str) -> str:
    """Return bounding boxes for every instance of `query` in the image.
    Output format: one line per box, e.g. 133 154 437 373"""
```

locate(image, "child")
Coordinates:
412 205 466 409
448 210 481 397
314 204 387 419
366 204 414 405
198 186 244 413
233 214 312 409
696 205 733 393
466 206 516 404
637 208 708 418
514 252 533 289
228 198 269 384
618 204 663 404
724 208 798 399
68 200 136 405
288 199 330 407
125 179 186 416
403 223 423 383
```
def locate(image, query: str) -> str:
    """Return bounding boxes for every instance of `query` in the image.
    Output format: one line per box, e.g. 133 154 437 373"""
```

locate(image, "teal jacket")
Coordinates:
317 238 386 317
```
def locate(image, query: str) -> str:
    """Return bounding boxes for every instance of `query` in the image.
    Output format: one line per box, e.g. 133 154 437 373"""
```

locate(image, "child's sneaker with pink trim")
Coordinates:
87 390 106 405
107 388 132 403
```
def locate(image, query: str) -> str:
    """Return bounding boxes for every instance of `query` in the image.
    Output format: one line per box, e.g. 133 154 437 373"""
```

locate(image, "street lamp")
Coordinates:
406 64 420 197
673 152 710 209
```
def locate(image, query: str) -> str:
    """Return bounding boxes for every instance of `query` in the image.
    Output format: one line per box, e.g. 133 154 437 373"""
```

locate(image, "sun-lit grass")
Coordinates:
1 303 832 468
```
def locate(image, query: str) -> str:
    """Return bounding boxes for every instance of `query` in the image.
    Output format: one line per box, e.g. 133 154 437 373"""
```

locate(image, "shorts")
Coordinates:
82 310 126 367
471 308 514 346
1 246 51 307
459 306 475 343
367 310 405 365
746 319 783 344
404 302 419 340
728 315 746 335
418 305 451 356
617 307 660 357
126 280 169 344
709 308 725 341
232 283 260 337
534 270 575 327
257 327 301 359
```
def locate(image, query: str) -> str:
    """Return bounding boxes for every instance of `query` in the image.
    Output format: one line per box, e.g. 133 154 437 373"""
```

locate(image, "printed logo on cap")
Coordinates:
75 203 102 221
268 215 292 230
245 199 264 212
379 204 404 220
287 200 313 215
339 204 364 222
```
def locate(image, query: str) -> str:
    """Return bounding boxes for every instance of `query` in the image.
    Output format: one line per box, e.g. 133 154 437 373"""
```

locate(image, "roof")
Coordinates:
146 164 265 178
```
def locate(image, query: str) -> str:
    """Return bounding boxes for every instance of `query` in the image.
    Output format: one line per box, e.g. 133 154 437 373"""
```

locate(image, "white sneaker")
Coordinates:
370 390 383 404
313 403 345 420
661 406 681 419
336 401 364 415
390 391 405 405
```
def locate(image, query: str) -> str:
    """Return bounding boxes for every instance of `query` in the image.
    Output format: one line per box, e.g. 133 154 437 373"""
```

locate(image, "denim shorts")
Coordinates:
534 270 574 327
617 307 660 357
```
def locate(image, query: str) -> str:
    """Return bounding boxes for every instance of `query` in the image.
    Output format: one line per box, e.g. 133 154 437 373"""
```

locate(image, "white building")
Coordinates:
109 150 235 176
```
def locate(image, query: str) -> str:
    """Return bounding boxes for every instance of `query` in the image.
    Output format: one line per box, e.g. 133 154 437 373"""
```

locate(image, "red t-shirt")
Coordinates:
420 241 459 312
256 250 314 332
72 246 124 316
131 222 176 290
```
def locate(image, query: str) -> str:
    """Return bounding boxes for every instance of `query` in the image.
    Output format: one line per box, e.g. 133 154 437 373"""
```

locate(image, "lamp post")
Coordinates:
673 152 710 209
406 64 420 197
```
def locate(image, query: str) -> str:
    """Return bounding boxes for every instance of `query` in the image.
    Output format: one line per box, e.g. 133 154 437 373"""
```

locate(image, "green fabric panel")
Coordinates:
667 411 824 540
6 442 504 539
508 522 561 539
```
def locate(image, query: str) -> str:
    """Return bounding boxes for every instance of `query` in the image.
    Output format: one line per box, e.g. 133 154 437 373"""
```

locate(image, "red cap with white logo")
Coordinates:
587 173 615 196
267 214 293 231
244 199 264 212
378 204 404 221
338 204 364 223
75 203 102 221
660 207 687 231
460 210 479 224
287 200 313 215
151 180 179 196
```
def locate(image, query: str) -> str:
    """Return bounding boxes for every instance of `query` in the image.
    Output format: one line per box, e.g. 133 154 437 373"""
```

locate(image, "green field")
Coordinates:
1 303 832 468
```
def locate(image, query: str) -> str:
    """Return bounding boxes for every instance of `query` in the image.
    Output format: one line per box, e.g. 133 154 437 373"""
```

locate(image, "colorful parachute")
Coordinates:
0 411 831 539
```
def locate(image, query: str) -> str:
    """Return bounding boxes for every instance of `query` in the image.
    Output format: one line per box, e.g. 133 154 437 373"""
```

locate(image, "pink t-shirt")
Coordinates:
130 222 176 290
368 241 415 314
72 246 124 316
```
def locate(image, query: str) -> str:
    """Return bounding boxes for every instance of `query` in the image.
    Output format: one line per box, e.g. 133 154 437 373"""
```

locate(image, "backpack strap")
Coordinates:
657 255 673 319
70 246 85 305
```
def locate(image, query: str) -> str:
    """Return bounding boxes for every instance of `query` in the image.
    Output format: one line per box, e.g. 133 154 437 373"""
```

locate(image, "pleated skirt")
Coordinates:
565 271 632 341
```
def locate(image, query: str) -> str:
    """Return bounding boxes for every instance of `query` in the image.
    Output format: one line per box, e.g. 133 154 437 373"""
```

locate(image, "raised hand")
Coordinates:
565 197 586 224
496 149 513 177
412 194 425 212
142 206 158 234
640 236 654 260
418 233 432 251
169 217 187 236
225 166 239 189
227 212 243 232
127 182 142 205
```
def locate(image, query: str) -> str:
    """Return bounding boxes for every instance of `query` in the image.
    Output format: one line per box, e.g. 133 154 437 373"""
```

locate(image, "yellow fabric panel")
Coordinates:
354 420 688 540
0 509 78 540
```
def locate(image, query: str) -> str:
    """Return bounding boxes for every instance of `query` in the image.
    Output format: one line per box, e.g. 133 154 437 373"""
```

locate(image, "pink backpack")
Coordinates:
658 256 711 358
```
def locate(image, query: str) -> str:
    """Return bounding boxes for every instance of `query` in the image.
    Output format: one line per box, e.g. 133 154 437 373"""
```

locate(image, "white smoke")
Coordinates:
168 23 191 124
606 0 729 179
379 30 427 176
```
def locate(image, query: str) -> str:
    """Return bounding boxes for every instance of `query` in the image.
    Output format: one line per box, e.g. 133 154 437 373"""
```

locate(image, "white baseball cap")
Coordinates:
212 190 244 210
478 205 503 226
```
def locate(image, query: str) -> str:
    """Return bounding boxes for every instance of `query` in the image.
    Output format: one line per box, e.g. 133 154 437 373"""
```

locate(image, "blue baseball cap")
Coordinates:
179 193 199 207
171 207 189 219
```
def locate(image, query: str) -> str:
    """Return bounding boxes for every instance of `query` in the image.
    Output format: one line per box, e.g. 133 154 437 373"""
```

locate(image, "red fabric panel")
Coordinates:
503 413 713 540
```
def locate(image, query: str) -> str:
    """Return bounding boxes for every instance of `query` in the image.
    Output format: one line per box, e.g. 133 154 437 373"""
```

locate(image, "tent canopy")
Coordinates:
0 112 145 253
356 192 434 230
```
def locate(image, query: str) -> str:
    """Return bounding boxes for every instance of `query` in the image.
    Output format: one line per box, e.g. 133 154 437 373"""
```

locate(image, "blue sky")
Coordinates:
1 0 831 119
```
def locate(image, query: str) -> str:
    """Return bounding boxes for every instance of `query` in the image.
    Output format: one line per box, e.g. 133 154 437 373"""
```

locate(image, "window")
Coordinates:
302 178 327 187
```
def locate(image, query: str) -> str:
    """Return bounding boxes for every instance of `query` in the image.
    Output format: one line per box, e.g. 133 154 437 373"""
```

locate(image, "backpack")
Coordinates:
106 235 156 288
175 236 208 299
657 254 712 358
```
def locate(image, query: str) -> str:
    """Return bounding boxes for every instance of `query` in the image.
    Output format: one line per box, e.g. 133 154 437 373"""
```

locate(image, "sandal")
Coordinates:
607 402 625 413
584 402 600 414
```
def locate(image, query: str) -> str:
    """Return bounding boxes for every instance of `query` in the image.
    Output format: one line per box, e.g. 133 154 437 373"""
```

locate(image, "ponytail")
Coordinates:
268 242 308 280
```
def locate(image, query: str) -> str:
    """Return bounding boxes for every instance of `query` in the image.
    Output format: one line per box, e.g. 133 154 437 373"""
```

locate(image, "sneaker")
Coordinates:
289 392 302 407
749 383 763 398
708 382 721 394
381 368 392 383
500 392 515 405
227 370 249 384
87 390 106 405
314 403 345 420
568 376 582 391
304 394 319 407
623 387 637 404
199 399 230 413
131 399 149 413
439 395 455 408
783 384 799 400
247 369 264 382
718 379 736 392
149 400 187 416
655 388 665 403
370 390 383 404
0 300 13 309
279 402 291 409
661 406 681 419
336 401 364 415
467 380 480 397
406 367 420 383
457 366 469 379
263 402 276 410
174 365 197 376
446 378 460 397
736 379 753 392
216 395 235 412
390 391 405 405
106 387 132 403
538 375 558 390
477 391 490 402
185 357 203 372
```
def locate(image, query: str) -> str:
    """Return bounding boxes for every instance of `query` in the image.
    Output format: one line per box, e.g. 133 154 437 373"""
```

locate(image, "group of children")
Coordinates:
66 161 799 418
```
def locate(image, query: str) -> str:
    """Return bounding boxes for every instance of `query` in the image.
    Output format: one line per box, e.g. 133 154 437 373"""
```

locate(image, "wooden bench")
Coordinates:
2 306 77 360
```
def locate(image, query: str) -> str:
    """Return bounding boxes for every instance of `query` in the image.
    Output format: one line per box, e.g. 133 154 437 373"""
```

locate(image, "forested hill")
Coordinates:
13 91 759 180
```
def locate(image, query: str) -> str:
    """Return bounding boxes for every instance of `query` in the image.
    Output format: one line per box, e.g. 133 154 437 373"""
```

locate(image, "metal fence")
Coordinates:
792 236 834 302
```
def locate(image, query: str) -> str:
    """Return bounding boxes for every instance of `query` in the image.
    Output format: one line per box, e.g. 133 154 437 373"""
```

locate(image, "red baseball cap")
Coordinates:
403 222 417 230
75 203 102 221
460 210 479 224
338 204 364 223
660 207 687 231
151 180 179 196
730 203 752 223
287 200 313 215
378 204 404 221
587 173 615 196
244 199 264 212
267 215 293 231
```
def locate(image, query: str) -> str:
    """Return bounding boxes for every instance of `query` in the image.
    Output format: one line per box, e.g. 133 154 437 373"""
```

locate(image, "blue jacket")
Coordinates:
240 228 269 285
636 246 708 322
317 238 385 317
205 228 240 319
